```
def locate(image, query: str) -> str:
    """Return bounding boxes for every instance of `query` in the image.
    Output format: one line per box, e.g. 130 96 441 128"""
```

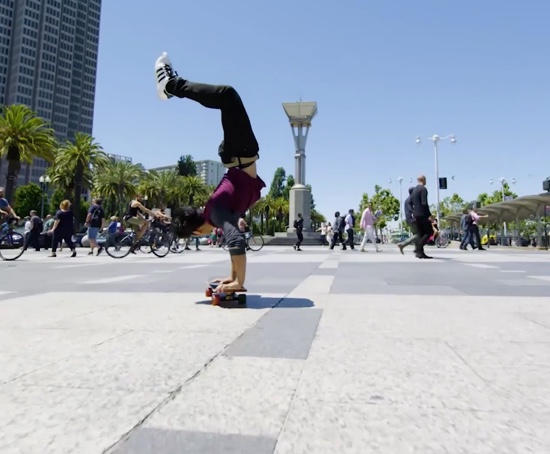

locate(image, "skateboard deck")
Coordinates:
205 279 247 306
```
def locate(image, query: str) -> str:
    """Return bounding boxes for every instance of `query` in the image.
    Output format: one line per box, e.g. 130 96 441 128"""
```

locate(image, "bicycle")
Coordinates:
0 217 26 261
223 230 264 252
105 218 171 259
435 231 450 248
168 233 186 254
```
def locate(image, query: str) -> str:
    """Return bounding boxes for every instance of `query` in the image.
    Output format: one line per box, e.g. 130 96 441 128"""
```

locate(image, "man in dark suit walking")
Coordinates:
410 175 433 259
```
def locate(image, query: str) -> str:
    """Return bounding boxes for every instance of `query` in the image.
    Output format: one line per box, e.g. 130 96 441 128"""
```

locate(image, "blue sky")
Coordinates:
92 0 550 220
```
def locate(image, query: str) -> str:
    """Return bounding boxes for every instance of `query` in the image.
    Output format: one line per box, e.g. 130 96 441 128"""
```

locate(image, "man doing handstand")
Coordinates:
155 52 266 294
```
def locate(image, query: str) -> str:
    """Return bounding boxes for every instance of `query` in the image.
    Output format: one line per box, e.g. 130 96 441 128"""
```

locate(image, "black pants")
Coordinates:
52 231 74 253
415 216 433 255
471 224 482 249
346 228 355 249
166 79 259 164
24 230 40 251
295 230 303 248
330 231 346 250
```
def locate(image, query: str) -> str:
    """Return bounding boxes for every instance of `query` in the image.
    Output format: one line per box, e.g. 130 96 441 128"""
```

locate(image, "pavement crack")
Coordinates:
525 317 550 331
93 330 134 347
103 295 289 453
445 342 488 383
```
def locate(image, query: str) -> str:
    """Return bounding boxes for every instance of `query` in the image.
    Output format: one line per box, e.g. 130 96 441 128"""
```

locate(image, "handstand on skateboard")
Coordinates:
205 279 247 306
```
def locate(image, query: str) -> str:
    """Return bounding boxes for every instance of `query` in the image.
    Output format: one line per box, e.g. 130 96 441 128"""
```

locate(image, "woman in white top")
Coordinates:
325 222 333 245
317 222 328 246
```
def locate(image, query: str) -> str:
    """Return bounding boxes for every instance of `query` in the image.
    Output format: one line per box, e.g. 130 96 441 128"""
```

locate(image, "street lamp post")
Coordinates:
490 177 516 244
388 177 405 234
397 177 404 232
415 134 457 227
38 175 51 219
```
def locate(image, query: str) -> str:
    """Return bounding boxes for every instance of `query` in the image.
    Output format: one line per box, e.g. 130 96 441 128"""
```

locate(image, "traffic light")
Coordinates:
439 177 448 190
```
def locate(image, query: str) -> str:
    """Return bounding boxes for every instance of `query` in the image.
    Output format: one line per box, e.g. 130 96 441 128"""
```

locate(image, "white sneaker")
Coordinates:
155 52 177 100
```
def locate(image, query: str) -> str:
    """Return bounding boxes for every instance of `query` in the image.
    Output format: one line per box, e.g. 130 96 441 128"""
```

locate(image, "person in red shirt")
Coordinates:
155 52 266 293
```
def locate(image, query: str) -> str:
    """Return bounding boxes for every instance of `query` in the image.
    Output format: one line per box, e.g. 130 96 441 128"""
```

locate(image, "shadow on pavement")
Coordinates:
195 296 315 310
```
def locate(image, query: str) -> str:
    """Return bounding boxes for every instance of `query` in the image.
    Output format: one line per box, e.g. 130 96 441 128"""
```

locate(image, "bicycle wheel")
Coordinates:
105 233 134 258
0 231 26 261
169 235 186 253
150 232 171 257
247 235 264 251
436 234 449 249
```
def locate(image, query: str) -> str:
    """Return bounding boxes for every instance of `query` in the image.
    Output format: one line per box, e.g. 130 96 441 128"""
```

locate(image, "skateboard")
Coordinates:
205 279 247 306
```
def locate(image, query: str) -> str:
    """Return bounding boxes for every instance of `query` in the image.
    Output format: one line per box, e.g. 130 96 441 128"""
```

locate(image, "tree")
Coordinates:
477 182 518 207
476 183 519 232
282 174 295 200
53 133 108 226
268 167 286 199
94 161 144 217
0 105 57 201
177 155 197 177
437 193 466 221
13 183 45 218
305 184 316 211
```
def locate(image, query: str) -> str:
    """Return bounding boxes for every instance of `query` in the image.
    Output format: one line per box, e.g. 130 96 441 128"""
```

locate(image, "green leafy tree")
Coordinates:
476 183 520 234
176 155 197 177
268 167 286 199
13 183 46 218
282 174 295 200
53 133 108 226
477 182 517 207
305 184 316 211
437 193 466 221
47 188 88 219
0 104 57 201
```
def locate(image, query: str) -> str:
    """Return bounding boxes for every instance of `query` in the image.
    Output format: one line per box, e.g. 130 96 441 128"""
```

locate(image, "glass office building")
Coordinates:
0 0 102 188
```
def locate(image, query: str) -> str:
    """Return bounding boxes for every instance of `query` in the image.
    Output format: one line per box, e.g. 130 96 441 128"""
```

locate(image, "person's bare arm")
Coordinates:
49 219 60 233
132 201 162 218
6 204 18 219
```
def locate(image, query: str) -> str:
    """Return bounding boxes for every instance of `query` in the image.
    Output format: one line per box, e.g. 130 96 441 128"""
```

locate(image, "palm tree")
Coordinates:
270 196 289 230
175 176 208 206
194 184 216 207
0 105 57 201
54 133 109 224
138 169 180 208
94 161 144 217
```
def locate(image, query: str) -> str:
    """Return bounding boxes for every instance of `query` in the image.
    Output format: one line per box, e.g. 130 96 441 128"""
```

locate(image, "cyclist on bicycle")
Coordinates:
123 194 169 249
0 187 19 222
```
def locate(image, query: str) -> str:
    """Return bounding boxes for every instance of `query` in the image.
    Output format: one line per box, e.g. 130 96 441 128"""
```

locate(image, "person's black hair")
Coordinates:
170 206 205 238
95 198 103 205
335 211 340 217
408 187 415 195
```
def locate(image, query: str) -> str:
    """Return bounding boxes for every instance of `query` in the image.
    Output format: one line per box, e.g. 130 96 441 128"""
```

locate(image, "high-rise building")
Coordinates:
149 160 226 187
0 0 102 188
195 160 225 187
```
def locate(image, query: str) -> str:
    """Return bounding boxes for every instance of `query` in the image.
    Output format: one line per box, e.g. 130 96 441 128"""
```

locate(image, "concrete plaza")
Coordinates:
1 245 549 453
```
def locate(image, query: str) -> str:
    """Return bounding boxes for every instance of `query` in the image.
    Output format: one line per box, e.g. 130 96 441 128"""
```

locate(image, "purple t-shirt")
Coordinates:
204 168 265 225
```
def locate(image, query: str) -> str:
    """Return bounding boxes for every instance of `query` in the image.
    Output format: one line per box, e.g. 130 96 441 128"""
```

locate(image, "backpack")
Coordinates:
293 219 298 229
465 214 473 225
91 208 101 223
33 218 43 232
